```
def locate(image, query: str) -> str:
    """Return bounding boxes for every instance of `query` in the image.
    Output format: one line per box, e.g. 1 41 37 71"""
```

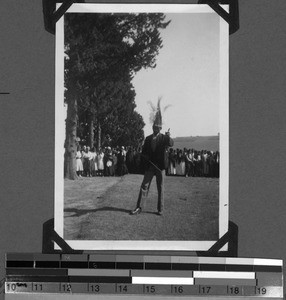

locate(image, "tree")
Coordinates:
64 12 170 179
76 80 145 149
98 89 145 148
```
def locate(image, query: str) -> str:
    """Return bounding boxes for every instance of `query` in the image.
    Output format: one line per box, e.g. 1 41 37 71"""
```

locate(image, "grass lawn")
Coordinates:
64 174 219 241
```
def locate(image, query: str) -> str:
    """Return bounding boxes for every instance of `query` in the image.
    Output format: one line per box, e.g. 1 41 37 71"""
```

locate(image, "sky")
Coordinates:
132 13 221 138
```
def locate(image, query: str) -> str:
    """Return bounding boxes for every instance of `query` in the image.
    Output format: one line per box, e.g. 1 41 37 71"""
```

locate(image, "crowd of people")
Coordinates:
167 148 219 178
76 145 130 177
75 145 219 178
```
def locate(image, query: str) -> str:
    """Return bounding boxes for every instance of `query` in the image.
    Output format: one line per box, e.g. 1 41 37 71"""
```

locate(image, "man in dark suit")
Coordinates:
130 122 173 216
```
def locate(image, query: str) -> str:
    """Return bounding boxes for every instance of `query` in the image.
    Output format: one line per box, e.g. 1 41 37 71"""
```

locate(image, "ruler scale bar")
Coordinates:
6 261 34 268
132 277 195 285
6 268 68 276
200 264 226 271
6 276 132 283
195 278 257 286
61 254 89 261
193 271 256 279
61 262 89 268
5 282 284 297
5 263 281 272
254 266 283 272
68 269 130 276
89 261 116 269
116 262 144 269
35 261 60 268
131 270 194 277
145 263 172 270
5 254 283 264
5 263 283 273
226 264 254 271
4 254 283 298
6 276 68 283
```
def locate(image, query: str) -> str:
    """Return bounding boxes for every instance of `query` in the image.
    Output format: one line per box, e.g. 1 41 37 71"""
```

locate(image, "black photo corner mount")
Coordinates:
43 0 86 35
198 0 239 35
43 0 239 35
42 218 83 254
196 221 238 257
43 218 238 257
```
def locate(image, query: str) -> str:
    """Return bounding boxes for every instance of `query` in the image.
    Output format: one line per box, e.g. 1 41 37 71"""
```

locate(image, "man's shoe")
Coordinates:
157 211 163 216
130 207 142 215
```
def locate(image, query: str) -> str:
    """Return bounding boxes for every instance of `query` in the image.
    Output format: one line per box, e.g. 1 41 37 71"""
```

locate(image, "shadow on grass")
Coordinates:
64 206 131 217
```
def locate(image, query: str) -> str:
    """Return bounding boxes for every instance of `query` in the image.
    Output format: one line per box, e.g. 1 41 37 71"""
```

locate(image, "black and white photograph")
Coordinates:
2 1 286 296
54 3 229 250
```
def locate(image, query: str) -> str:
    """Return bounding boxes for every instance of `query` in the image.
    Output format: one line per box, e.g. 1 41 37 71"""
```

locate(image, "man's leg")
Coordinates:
131 167 154 215
156 169 165 214
136 168 154 209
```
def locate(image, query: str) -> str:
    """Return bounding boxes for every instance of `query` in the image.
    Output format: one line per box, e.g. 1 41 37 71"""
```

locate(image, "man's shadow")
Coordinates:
65 207 160 217
64 206 131 217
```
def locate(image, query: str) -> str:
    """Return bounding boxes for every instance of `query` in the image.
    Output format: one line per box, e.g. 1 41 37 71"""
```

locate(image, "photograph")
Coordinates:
54 3 229 250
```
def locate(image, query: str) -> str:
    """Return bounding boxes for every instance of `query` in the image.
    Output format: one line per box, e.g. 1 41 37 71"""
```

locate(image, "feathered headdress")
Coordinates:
148 97 171 127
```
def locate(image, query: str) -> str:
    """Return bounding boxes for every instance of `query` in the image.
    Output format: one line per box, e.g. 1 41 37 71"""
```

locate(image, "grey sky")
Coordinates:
132 13 221 138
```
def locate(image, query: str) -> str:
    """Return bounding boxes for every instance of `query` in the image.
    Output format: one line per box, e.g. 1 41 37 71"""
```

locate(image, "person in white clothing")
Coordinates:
97 149 105 177
76 145 83 177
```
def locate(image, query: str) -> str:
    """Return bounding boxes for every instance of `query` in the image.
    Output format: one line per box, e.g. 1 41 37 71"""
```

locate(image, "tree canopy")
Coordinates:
63 12 170 178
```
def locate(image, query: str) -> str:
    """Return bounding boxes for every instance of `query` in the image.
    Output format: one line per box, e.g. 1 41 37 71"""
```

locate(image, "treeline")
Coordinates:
64 13 170 179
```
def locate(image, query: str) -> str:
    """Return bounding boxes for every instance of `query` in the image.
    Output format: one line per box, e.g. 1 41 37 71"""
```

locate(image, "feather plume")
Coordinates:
148 97 171 125
163 104 172 112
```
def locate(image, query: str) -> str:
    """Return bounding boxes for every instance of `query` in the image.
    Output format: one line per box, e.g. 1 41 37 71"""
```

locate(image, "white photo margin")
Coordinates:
54 3 229 251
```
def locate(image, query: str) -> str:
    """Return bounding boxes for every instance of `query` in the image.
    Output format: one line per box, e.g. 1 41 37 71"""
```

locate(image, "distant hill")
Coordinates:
172 136 219 151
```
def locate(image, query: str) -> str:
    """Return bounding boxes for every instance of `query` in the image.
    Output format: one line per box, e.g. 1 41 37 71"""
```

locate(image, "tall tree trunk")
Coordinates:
88 112 94 148
64 96 78 180
97 120 101 151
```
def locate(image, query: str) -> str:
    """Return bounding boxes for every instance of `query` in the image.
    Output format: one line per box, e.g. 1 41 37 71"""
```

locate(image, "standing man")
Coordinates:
130 109 173 216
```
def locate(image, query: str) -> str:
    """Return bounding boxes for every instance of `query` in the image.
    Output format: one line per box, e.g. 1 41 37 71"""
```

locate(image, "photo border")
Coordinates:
54 3 229 251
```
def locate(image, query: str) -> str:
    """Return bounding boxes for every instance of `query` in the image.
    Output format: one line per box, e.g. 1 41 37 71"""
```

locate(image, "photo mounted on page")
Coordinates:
54 3 229 251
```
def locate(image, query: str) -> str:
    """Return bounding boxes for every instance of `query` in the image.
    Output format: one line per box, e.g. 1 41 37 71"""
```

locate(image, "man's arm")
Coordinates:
141 136 150 161
141 136 148 155
163 131 174 147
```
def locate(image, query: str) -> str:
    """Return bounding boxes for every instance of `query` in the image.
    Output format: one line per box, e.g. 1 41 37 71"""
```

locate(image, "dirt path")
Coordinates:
64 176 122 239
64 174 219 241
